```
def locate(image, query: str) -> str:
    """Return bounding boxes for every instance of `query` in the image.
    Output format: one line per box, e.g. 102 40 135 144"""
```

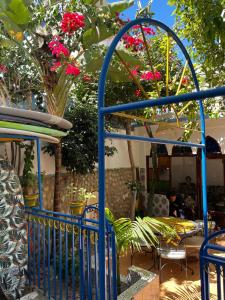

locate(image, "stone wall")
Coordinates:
42 168 133 218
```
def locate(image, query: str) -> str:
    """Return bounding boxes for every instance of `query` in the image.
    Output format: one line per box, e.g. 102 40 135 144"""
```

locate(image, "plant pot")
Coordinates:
69 201 85 215
24 194 39 207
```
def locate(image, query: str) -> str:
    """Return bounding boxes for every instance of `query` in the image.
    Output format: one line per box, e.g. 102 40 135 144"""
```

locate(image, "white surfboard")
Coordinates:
0 107 72 130
0 128 60 143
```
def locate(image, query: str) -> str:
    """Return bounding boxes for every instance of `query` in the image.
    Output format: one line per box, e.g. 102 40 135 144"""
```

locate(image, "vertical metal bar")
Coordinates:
87 230 92 300
27 218 31 286
32 220 36 284
53 225 57 300
217 265 222 300
36 138 43 209
201 141 208 237
79 225 85 300
65 227 69 300
37 222 41 288
107 232 111 300
59 225 63 300
111 229 117 300
98 111 106 300
94 232 99 300
43 223 46 294
47 225 51 300
200 260 209 300
72 226 76 300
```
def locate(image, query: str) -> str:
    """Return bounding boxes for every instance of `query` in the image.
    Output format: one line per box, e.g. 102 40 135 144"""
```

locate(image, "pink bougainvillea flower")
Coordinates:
50 61 62 72
65 64 81 78
123 34 144 51
154 71 161 80
141 70 161 81
61 12 85 34
132 25 155 35
129 65 139 77
141 71 154 80
143 27 155 35
48 38 70 57
0 64 8 73
134 89 141 97
181 76 189 85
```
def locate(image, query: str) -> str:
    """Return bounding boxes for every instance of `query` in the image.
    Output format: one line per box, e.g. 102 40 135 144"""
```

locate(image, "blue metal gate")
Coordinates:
26 206 117 300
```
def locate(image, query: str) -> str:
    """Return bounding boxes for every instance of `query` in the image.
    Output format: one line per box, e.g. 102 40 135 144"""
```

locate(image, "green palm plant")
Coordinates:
105 208 176 293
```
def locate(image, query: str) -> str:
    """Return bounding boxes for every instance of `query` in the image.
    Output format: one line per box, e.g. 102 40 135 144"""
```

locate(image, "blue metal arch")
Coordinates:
98 18 225 299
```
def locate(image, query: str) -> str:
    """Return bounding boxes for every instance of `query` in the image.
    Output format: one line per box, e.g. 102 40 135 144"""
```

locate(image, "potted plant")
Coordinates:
65 184 96 215
105 208 176 294
20 142 38 207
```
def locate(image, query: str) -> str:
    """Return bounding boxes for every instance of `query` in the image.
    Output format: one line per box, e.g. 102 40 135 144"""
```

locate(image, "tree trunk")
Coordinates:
145 125 158 216
124 121 136 220
53 142 62 212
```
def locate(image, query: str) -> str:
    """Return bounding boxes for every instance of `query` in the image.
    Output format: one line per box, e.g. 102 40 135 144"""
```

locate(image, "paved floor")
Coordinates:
120 249 219 299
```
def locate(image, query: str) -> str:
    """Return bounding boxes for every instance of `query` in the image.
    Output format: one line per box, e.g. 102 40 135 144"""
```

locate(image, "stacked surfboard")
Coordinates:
0 107 72 299
0 106 72 143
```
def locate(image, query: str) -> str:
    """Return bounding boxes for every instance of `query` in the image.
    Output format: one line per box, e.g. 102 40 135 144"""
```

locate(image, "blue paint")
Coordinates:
43 223 46 294
27 220 31 286
105 132 205 148
101 86 225 115
36 138 43 209
71 226 76 300
65 229 69 300
200 230 225 299
47 226 51 299
59 229 63 300
53 226 57 300
32 221 36 284
98 17 225 300
87 231 92 300
37 223 41 288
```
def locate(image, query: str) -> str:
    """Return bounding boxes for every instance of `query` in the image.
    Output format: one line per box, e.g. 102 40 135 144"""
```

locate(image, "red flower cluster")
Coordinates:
141 71 161 81
0 64 7 73
143 27 155 35
132 25 155 35
48 36 70 57
61 12 85 34
50 61 62 72
123 34 144 51
66 64 81 78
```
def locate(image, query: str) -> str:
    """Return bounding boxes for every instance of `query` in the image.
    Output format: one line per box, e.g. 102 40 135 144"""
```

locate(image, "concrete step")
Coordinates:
20 290 49 300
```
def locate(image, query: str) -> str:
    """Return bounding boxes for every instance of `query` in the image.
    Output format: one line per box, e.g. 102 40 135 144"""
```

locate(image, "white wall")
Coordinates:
1 117 225 181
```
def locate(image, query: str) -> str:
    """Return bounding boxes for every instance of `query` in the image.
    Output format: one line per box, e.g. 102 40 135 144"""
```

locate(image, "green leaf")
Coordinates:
0 0 30 25
108 0 134 14
82 24 113 48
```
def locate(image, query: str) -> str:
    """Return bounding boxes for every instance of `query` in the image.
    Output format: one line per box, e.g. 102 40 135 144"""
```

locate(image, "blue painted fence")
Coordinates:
25 207 117 300
200 230 225 300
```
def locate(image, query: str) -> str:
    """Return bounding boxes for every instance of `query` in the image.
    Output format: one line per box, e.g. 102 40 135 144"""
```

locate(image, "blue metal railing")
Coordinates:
200 230 225 300
26 207 117 300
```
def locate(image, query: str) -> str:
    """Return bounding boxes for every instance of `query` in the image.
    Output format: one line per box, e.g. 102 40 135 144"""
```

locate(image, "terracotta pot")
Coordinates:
24 194 38 207
69 200 85 215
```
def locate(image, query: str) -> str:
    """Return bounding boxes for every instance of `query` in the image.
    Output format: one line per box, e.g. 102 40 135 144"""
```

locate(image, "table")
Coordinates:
153 217 198 237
